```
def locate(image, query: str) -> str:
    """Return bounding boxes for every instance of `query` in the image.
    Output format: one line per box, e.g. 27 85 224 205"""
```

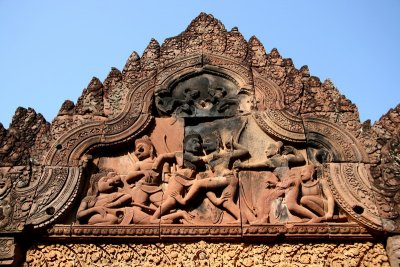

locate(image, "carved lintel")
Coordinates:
23 240 389 266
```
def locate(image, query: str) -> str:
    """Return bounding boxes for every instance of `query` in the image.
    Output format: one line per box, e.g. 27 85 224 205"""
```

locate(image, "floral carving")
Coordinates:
0 12 398 266
24 241 389 267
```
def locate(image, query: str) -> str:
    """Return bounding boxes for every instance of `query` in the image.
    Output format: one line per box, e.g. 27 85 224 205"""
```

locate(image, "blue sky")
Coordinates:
1 1 399 127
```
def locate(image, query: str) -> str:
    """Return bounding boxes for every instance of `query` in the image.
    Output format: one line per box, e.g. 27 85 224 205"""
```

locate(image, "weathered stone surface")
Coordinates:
0 107 49 167
0 12 398 266
103 67 127 118
387 235 400 267
74 77 105 117
24 241 389 267
368 104 400 232
0 237 19 266
0 165 43 233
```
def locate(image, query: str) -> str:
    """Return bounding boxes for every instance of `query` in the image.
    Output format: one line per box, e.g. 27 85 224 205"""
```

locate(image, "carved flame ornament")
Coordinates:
0 13 398 266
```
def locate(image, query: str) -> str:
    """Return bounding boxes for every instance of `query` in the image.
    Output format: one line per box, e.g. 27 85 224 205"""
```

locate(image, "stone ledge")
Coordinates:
44 223 374 242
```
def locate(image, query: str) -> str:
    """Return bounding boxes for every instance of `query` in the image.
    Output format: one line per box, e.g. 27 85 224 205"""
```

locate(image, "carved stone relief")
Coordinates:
0 165 43 232
72 113 355 228
24 241 389 267
387 235 400 267
0 12 398 266
156 73 251 117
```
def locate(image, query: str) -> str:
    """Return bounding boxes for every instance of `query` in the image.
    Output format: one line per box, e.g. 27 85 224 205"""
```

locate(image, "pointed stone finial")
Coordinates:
75 77 104 116
300 65 310 77
308 76 321 87
57 100 75 116
142 39 160 59
225 26 247 62
141 39 160 72
268 48 284 66
87 77 103 92
104 67 122 88
185 13 226 34
248 36 267 68
123 51 140 74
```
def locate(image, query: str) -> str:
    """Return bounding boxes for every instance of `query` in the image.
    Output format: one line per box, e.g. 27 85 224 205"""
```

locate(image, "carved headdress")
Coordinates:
134 135 155 157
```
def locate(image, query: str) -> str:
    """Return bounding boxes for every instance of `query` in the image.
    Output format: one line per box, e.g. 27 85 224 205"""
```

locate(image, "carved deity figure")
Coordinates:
233 141 305 223
122 135 163 211
298 165 335 221
172 131 249 223
207 87 238 114
149 131 204 223
156 88 200 116
276 165 335 223
76 172 132 225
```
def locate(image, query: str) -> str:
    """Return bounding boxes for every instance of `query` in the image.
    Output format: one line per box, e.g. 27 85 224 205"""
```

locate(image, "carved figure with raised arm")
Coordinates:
234 141 305 170
149 131 204 223
122 135 163 211
172 131 249 223
232 140 305 223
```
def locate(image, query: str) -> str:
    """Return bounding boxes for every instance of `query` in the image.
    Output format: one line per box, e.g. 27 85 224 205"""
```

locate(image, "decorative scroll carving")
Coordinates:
156 54 203 88
27 166 82 228
253 70 285 110
303 116 369 163
1 11 399 265
0 166 42 232
253 110 306 143
24 241 389 267
45 121 105 166
45 76 155 166
325 163 383 231
203 53 253 87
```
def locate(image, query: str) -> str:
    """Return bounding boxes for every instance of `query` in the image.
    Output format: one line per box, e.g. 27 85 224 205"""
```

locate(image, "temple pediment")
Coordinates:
0 13 399 266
